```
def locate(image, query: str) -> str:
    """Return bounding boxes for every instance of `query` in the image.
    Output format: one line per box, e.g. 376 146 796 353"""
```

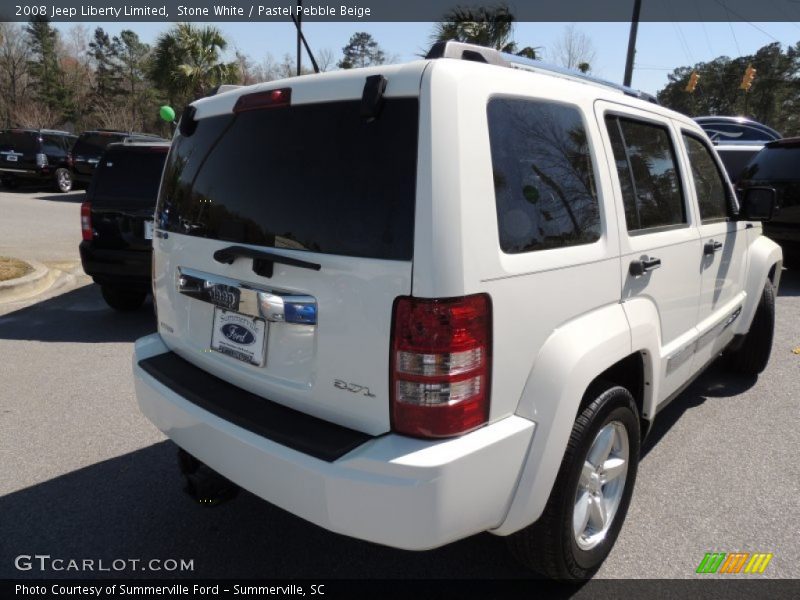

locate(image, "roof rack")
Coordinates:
425 41 658 105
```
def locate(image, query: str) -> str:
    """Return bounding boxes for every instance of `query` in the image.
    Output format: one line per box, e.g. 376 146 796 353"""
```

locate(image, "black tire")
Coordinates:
507 382 641 580
53 167 73 193
101 286 147 311
1 176 18 189
727 280 775 376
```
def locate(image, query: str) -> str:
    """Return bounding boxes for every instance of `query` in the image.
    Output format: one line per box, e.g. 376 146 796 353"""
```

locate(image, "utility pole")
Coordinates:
296 0 302 76
623 0 642 87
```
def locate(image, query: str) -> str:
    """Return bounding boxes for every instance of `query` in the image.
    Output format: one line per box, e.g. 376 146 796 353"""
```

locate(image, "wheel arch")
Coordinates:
492 302 638 535
735 233 782 337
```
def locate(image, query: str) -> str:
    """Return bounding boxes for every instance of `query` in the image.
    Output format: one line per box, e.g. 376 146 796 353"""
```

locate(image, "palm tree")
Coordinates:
431 4 540 59
150 23 238 110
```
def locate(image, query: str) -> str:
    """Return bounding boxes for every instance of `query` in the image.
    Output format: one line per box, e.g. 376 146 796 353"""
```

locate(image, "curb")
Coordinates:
0 259 59 303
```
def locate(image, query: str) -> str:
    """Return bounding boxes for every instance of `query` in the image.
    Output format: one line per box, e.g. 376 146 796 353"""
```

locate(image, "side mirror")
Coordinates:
737 187 776 221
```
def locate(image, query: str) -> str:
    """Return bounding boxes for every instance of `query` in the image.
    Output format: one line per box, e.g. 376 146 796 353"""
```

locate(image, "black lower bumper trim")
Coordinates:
138 351 374 462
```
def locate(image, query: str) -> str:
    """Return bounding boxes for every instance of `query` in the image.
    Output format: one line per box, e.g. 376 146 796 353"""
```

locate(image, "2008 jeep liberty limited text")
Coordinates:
133 42 782 580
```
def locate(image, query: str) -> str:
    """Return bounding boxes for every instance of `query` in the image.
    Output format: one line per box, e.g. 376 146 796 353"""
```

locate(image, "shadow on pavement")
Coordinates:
33 191 86 204
777 266 800 297
641 361 757 459
0 283 155 343
0 440 545 581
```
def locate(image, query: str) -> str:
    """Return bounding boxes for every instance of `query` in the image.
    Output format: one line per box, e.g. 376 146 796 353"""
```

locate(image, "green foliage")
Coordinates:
150 23 239 112
25 18 65 113
657 41 800 136
431 3 540 58
338 32 386 69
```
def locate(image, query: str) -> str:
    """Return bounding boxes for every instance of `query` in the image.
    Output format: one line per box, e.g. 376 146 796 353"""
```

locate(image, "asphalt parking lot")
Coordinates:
0 188 798 583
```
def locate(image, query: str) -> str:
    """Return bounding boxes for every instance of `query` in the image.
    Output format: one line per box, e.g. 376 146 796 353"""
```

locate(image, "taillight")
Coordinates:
66 152 74 167
390 294 492 438
233 88 291 113
80 201 92 241
35 153 48 168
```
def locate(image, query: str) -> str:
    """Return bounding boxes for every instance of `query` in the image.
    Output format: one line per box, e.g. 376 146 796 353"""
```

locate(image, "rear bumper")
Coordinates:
133 333 535 550
79 241 152 288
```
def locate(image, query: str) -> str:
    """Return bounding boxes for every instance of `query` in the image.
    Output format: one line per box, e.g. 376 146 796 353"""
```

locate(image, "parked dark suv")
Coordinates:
79 140 170 310
0 128 78 192
72 130 167 187
694 116 782 183
737 137 800 255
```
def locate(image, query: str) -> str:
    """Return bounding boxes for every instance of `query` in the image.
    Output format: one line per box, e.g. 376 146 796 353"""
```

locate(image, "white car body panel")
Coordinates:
134 55 783 550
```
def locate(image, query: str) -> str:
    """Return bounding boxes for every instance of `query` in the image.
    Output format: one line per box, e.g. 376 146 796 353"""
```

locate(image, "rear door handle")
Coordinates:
629 256 661 277
703 240 723 255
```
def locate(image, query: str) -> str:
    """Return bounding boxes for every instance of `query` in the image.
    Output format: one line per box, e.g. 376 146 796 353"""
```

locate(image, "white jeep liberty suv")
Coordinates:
133 42 782 579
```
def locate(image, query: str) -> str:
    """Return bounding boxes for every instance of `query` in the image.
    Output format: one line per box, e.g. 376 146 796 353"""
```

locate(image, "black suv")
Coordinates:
737 137 800 256
79 140 170 310
72 130 167 187
0 128 78 192
694 116 782 183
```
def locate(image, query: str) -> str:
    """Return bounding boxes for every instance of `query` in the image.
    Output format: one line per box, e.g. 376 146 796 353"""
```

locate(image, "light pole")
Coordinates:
623 0 642 87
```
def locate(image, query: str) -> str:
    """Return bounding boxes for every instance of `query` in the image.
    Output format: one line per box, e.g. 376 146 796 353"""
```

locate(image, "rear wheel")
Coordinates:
727 280 775 376
101 286 147 311
507 383 640 580
1 176 18 189
53 168 72 193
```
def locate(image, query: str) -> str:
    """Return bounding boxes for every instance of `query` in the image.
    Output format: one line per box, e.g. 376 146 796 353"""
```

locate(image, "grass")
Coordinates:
0 257 33 282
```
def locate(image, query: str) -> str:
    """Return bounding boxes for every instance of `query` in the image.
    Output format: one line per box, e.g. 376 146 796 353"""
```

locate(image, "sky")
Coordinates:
54 20 800 95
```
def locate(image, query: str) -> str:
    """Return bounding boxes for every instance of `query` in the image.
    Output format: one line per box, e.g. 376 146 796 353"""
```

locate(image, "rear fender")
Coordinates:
492 303 632 535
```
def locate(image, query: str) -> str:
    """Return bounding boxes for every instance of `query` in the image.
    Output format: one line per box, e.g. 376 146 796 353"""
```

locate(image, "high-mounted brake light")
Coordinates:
80 201 92 241
390 294 492 438
233 88 292 113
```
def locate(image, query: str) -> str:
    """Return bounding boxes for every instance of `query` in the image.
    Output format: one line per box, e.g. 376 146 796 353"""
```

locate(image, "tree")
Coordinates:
0 23 32 127
150 23 238 111
431 4 540 59
657 41 800 136
338 32 386 69
89 27 118 99
551 25 596 72
25 18 65 116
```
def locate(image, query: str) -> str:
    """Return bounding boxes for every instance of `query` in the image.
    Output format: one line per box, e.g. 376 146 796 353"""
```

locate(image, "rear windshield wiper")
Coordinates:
213 245 321 278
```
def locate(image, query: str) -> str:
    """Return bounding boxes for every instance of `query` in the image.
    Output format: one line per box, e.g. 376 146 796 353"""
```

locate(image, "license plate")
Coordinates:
143 220 154 240
210 308 267 366
6 155 17 162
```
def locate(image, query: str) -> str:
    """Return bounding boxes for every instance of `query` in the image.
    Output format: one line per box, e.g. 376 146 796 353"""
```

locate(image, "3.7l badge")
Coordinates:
334 379 376 398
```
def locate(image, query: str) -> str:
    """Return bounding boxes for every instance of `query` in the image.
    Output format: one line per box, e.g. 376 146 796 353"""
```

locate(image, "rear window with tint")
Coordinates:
742 145 800 181
0 131 39 154
156 98 418 260
92 147 168 203
73 133 126 156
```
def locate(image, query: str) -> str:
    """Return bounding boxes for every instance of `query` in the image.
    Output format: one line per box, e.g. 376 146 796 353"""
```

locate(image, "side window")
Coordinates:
487 97 600 254
682 134 730 222
42 135 65 157
605 116 686 233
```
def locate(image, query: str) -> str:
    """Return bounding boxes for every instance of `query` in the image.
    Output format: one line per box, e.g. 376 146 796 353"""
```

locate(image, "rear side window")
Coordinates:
157 98 418 260
487 97 600 254
742 145 800 181
606 116 685 232
92 147 168 202
42 135 66 157
682 134 731 222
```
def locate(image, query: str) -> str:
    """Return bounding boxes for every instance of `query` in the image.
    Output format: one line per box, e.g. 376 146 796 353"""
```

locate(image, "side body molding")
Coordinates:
493 303 634 535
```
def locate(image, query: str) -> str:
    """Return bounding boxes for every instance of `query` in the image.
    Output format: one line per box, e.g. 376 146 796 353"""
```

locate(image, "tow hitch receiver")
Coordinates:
178 448 240 506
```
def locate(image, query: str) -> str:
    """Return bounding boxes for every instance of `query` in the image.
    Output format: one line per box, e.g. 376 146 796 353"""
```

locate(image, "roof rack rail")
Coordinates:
425 41 658 105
